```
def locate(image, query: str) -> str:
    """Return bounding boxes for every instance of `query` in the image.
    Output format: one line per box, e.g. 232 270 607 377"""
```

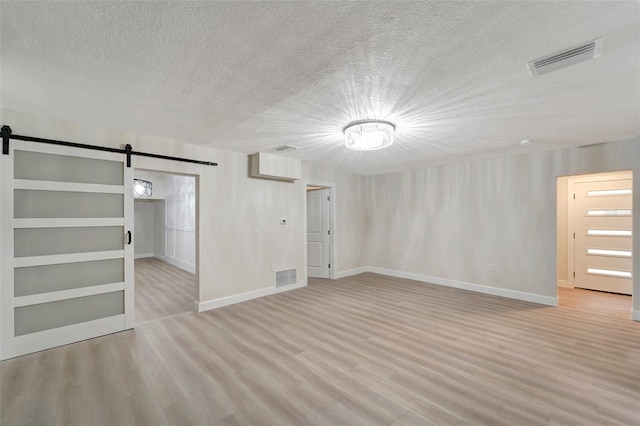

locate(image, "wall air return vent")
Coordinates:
528 37 603 77
274 268 298 287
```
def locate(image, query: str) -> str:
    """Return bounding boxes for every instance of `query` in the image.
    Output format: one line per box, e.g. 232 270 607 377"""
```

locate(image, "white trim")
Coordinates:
14 218 124 228
566 171 633 185
557 279 571 288
197 280 306 313
134 253 155 259
165 226 196 232
0 140 15 360
14 250 124 267
13 140 124 162
335 266 370 279
633 310 640 322
14 179 124 194
14 282 125 307
163 255 196 274
1 315 125 360
123 165 135 329
369 267 559 307
567 179 576 288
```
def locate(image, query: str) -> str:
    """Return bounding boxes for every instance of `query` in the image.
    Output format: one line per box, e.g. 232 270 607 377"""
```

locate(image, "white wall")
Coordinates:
134 199 165 259
557 175 569 286
366 138 639 313
134 200 155 257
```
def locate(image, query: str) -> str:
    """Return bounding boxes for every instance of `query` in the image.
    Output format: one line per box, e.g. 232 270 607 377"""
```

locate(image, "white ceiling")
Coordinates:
1 1 639 176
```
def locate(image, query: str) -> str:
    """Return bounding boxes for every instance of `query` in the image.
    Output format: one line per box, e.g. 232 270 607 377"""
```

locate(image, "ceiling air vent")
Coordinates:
528 37 603 77
273 144 299 153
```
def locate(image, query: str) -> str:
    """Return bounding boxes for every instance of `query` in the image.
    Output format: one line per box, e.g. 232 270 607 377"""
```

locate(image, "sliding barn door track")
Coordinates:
1 125 217 167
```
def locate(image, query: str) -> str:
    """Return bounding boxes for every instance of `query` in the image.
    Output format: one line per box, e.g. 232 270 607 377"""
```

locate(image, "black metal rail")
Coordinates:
1 125 217 167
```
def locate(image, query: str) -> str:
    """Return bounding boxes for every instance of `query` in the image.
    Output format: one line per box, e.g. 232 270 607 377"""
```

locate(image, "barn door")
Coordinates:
1 140 134 360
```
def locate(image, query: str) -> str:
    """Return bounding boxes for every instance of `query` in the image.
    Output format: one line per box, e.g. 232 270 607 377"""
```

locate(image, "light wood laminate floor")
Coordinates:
1 273 639 425
135 257 195 323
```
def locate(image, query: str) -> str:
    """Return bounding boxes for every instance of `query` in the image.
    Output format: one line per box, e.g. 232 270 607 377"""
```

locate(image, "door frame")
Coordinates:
303 180 336 281
565 171 633 290
133 167 200 318
557 169 637 321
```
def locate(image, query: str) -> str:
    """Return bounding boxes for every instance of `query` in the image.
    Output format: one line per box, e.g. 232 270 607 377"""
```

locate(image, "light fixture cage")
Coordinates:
133 179 152 198
343 120 395 151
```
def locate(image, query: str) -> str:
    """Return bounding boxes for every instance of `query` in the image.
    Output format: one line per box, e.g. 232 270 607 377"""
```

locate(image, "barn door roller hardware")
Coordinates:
1 125 218 167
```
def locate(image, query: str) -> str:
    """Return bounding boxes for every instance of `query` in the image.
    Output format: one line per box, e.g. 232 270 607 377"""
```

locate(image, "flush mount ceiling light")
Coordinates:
343 120 395 151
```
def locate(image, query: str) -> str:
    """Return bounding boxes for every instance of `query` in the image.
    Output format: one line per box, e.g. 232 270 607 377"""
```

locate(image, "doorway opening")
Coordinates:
557 171 633 316
133 169 197 323
304 181 336 280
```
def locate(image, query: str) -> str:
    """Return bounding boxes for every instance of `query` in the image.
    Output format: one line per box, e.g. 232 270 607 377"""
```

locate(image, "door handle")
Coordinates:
127 230 132 245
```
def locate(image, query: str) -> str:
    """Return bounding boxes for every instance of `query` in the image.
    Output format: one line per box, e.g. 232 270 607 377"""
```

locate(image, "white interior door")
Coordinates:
307 188 331 278
574 179 632 294
1 140 134 360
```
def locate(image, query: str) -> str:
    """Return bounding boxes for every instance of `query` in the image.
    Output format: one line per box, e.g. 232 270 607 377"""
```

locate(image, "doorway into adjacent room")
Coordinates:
556 171 633 315
305 183 335 280
133 170 197 323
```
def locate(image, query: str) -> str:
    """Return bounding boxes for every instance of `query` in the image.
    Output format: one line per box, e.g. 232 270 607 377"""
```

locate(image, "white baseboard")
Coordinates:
369 267 559 307
557 279 572 288
335 266 370 279
196 280 306 313
134 253 154 259
154 254 166 261
633 310 640 322
163 255 195 274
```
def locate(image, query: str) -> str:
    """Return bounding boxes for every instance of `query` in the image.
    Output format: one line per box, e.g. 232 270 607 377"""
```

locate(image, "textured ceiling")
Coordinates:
1 1 639 176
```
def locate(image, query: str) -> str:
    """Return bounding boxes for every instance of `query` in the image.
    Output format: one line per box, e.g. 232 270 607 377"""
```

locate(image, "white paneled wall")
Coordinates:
164 175 196 274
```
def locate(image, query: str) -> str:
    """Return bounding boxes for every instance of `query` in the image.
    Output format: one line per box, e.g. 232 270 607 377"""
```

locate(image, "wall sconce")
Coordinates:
133 179 152 198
